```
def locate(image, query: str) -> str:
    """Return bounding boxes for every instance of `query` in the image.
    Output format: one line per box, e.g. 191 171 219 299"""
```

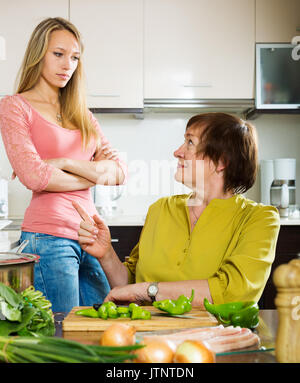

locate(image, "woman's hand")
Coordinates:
93 143 119 161
72 200 112 260
104 282 149 305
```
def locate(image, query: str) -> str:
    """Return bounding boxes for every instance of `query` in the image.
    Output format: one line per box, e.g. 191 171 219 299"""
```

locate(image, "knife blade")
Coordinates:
150 312 197 319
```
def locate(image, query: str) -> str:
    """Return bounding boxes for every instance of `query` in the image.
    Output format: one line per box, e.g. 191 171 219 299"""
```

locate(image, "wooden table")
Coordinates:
56 309 279 363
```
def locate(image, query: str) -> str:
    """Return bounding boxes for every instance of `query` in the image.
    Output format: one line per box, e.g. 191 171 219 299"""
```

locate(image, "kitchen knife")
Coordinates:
150 312 197 319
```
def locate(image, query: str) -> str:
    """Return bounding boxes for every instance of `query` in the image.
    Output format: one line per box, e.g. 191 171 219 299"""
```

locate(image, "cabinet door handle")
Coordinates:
89 94 121 98
111 239 119 243
182 83 212 88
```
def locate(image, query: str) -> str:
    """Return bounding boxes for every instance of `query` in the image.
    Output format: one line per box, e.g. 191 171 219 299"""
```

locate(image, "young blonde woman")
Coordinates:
0 17 127 312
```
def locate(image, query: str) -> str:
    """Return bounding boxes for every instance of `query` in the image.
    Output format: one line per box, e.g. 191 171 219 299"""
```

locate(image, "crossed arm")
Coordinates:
10 142 125 192
1 97 125 192
43 144 125 192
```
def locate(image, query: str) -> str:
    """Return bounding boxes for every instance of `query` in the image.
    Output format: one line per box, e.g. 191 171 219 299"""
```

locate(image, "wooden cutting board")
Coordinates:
62 306 218 332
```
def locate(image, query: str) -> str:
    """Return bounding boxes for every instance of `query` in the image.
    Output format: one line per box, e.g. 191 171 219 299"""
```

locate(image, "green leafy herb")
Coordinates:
0 283 55 336
0 283 23 309
0 300 22 322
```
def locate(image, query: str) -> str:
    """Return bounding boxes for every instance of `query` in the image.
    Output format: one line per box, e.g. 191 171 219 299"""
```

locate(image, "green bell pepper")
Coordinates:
106 302 118 319
97 302 119 319
98 303 108 319
153 289 194 315
203 298 259 329
131 305 151 320
75 308 99 318
119 312 131 318
117 306 130 315
76 301 152 321
128 303 139 312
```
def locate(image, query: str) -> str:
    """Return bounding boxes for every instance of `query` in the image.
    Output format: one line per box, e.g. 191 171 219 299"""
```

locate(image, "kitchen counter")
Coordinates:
279 218 300 225
98 216 300 226
0 230 20 252
102 215 146 226
57 309 278 363
2 215 300 229
0 215 299 254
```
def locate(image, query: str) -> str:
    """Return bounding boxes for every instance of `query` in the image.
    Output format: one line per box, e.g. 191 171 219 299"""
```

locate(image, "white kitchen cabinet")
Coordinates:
256 0 300 43
70 0 143 109
0 1 69 97
144 0 255 100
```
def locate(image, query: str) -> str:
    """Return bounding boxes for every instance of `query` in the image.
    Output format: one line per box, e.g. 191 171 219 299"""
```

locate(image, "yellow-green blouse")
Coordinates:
124 194 280 304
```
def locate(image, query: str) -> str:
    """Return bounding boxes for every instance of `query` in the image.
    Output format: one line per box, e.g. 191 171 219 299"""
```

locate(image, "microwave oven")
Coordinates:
256 43 300 109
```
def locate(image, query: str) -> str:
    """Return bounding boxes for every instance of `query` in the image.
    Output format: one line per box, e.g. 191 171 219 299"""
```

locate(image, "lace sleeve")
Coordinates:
89 112 128 183
0 96 55 192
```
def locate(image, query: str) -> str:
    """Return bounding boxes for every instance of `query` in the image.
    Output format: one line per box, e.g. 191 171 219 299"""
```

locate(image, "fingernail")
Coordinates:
94 229 98 234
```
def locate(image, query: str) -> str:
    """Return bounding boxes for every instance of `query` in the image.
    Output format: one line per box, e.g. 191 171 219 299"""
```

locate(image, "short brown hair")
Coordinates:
186 113 258 194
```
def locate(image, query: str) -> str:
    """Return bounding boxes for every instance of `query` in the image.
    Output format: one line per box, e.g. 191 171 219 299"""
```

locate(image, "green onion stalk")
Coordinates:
0 335 144 363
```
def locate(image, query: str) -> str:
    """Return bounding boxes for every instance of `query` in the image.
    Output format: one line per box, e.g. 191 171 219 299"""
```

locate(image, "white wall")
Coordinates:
98 112 300 216
1 112 300 218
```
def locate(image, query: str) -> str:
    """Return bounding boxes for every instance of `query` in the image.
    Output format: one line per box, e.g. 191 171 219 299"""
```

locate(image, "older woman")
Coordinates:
73 113 280 306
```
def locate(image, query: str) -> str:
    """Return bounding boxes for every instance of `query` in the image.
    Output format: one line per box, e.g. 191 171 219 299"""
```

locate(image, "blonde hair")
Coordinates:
16 17 98 149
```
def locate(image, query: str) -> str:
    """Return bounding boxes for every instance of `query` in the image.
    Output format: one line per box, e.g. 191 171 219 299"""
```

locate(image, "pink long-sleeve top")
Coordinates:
0 94 127 240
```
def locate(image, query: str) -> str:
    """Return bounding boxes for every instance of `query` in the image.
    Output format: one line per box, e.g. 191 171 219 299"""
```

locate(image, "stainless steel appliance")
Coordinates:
261 158 296 217
269 159 296 217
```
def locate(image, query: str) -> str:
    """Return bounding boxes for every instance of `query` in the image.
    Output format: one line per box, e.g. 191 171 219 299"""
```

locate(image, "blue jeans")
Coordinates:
20 231 110 313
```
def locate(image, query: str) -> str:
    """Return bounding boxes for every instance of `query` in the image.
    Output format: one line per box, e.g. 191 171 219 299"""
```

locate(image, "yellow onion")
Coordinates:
173 340 215 363
134 338 175 363
99 323 136 346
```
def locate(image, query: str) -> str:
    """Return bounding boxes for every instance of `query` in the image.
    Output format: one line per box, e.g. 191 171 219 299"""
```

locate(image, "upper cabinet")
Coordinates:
69 0 143 109
0 1 69 97
1 1 298 107
144 0 255 100
256 0 300 42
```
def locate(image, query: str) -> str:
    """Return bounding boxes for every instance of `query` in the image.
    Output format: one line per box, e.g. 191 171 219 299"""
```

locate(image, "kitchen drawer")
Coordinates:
109 226 143 262
259 225 300 309
274 225 300 256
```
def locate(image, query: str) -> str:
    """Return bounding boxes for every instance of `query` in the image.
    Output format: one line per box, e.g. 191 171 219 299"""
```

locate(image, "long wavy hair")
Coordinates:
16 17 98 149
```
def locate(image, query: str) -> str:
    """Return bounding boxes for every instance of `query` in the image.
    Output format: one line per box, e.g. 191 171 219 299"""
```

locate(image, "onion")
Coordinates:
173 340 215 363
134 338 175 363
99 323 136 347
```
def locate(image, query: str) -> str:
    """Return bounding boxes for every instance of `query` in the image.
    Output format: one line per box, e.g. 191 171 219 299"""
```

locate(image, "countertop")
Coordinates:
0 230 21 252
2 215 300 228
56 309 278 363
0 215 299 251
279 218 300 225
